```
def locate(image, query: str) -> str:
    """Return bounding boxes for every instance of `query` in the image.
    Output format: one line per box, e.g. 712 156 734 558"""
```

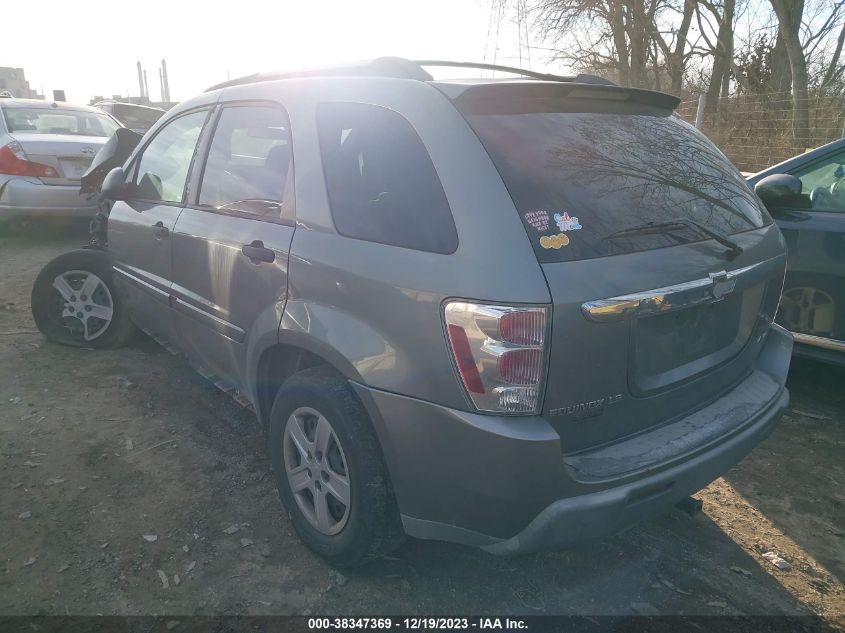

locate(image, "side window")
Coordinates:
316 102 457 254
794 151 845 212
198 105 292 218
133 110 207 203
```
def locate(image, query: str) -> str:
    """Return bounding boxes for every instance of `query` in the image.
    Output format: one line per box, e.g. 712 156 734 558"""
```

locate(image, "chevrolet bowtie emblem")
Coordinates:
709 270 736 299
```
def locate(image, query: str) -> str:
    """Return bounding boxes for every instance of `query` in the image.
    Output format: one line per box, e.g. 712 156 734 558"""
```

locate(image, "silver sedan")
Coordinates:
0 97 122 220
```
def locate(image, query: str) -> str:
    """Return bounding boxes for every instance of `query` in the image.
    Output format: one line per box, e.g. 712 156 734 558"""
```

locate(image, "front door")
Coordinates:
109 109 211 342
170 103 295 390
774 148 845 344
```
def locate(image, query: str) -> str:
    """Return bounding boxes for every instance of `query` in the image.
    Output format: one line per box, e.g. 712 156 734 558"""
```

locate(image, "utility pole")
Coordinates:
161 58 170 103
137 61 145 98
695 94 706 129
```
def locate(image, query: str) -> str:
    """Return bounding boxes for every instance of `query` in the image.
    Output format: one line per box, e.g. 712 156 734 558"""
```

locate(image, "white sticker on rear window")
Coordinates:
554 212 582 232
524 210 550 231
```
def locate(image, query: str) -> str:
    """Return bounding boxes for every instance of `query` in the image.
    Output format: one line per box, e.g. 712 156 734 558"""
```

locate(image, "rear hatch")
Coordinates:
457 82 786 455
11 132 108 185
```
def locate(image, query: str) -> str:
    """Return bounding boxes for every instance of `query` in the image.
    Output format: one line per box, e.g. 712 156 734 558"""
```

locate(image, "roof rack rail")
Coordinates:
206 57 433 92
205 57 616 92
412 60 616 86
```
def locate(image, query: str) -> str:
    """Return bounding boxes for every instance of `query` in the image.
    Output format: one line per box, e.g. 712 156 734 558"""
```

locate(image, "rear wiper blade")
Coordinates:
603 218 743 259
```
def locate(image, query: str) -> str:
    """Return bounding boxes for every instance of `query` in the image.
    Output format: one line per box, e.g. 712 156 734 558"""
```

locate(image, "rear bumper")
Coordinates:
484 385 787 555
352 324 793 554
0 176 97 218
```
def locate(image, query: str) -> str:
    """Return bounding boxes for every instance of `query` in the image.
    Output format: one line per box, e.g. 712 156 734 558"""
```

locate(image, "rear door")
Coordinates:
109 108 210 342
771 148 845 343
170 102 295 390
461 89 787 452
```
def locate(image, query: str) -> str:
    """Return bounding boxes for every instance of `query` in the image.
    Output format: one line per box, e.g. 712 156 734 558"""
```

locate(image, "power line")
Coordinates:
517 0 523 67
492 0 506 73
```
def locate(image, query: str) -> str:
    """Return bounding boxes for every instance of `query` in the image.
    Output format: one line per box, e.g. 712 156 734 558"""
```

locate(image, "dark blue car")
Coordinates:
748 138 845 365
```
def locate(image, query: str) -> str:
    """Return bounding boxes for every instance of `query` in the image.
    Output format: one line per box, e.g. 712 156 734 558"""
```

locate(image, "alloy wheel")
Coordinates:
778 286 835 336
283 406 351 535
51 270 114 342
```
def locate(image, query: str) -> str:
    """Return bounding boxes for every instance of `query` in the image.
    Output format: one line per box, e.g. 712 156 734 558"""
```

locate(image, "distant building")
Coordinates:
87 60 177 112
0 67 43 99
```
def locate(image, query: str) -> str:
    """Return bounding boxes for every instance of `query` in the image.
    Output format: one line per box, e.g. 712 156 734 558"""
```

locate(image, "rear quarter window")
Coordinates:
316 102 458 254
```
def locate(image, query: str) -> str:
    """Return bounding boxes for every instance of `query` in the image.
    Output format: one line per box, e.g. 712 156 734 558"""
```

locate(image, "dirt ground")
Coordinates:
1 226 843 621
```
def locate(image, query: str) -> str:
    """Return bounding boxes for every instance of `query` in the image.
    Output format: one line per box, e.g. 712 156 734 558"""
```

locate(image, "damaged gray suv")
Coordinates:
31 58 793 566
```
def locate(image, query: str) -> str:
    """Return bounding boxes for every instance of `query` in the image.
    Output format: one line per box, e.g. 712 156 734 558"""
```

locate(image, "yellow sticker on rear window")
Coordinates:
540 233 570 249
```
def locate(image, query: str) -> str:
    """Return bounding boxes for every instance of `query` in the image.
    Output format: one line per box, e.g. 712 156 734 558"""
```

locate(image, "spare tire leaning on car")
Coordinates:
31 249 134 349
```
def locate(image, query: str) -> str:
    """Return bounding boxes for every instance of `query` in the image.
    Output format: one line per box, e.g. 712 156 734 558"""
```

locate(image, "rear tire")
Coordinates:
31 249 135 348
267 366 405 566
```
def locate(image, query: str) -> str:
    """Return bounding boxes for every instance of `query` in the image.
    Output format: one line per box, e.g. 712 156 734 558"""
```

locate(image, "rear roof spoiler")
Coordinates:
449 81 682 113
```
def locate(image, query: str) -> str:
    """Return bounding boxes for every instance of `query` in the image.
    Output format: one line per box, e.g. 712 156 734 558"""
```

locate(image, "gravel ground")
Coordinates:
0 226 843 622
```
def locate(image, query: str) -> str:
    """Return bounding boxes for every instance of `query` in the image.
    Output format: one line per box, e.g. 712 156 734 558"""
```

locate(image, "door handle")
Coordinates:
241 240 275 263
152 221 169 238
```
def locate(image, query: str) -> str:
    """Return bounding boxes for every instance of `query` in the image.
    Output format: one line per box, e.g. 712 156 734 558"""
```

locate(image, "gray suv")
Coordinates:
31 58 793 566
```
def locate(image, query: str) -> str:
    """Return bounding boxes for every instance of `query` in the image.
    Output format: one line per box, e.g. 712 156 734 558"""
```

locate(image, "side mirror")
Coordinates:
754 173 804 210
101 167 129 201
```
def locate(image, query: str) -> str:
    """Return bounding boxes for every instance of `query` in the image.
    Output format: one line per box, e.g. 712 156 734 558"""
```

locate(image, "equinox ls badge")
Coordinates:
550 393 623 420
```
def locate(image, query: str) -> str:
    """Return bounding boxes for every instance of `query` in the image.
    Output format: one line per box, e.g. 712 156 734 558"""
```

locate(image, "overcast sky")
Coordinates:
2 0 554 103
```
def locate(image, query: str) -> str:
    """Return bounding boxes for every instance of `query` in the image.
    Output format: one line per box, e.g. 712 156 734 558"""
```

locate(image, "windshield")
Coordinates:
3 107 121 137
466 109 770 263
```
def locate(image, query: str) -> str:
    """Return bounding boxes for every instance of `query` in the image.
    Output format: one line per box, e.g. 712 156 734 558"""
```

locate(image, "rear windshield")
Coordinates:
465 109 769 262
3 107 120 137
112 104 164 130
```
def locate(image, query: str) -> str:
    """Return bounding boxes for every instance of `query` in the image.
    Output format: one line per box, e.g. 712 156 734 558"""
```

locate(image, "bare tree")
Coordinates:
771 32 793 94
698 0 737 113
522 0 844 104
770 0 810 147
819 20 845 91
651 0 697 92
528 0 699 91
808 0 845 93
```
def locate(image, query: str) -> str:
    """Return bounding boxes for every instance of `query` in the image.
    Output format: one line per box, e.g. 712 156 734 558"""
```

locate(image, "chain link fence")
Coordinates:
676 93 845 173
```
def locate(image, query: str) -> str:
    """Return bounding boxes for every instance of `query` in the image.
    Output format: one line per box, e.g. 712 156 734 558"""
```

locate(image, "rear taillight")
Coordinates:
444 302 548 414
0 141 58 178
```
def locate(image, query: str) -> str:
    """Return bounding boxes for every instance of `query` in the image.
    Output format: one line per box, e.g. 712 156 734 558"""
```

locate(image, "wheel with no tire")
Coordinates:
777 275 841 337
268 366 404 566
31 249 135 348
